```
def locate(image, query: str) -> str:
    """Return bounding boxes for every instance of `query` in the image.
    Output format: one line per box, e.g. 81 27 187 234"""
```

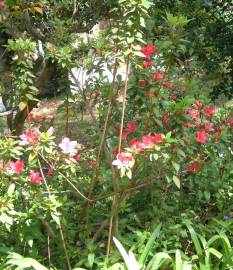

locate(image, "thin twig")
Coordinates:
38 157 72 270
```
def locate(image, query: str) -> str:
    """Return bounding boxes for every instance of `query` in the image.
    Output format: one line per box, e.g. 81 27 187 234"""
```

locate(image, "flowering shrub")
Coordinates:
0 1 232 268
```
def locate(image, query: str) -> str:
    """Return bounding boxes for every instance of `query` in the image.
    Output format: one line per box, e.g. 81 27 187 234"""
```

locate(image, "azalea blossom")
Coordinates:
139 79 148 87
142 133 164 148
203 105 215 117
147 92 155 98
29 171 42 184
193 101 203 110
171 95 177 100
112 152 134 169
163 81 174 89
141 43 156 59
19 128 41 146
196 130 208 143
143 60 153 68
162 113 169 124
187 162 201 173
186 109 200 119
152 72 163 81
8 160 24 175
125 121 137 134
59 137 78 157
182 122 193 127
129 138 145 153
202 119 214 132
115 121 137 141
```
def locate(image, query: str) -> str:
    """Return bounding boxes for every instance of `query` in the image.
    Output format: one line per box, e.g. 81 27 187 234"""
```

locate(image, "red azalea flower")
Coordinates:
182 122 193 127
122 131 128 141
163 81 174 89
147 92 155 98
186 109 200 119
152 72 163 81
193 101 203 110
216 126 223 133
196 130 208 143
8 160 24 175
139 79 148 87
29 171 42 184
203 105 215 117
142 133 164 147
143 60 153 68
141 43 156 59
187 162 201 173
125 121 137 133
162 113 169 124
171 95 177 100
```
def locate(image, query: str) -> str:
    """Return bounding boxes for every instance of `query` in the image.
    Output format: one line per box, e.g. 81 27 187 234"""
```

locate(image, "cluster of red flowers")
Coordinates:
129 133 164 153
141 43 156 60
183 102 222 143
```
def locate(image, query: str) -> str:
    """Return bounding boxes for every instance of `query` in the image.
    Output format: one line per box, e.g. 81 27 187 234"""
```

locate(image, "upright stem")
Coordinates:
107 55 130 255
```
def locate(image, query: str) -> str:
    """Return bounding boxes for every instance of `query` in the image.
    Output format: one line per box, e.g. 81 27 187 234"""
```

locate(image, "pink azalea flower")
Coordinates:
59 137 78 157
29 171 42 184
193 101 203 110
19 128 41 146
202 119 214 132
129 138 145 153
0 159 4 171
8 160 24 175
203 105 215 117
112 152 134 169
186 109 200 119
162 113 169 124
143 60 153 68
196 130 208 143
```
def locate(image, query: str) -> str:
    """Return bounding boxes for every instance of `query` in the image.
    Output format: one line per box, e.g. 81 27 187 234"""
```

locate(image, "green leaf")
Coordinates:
7 183 15 196
88 253 95 268
172 161 180 172
172 175 180 189
139 223 162 265
175 250 183 270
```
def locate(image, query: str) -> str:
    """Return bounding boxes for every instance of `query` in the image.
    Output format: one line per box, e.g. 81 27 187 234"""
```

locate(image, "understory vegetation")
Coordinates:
0 0 232 269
